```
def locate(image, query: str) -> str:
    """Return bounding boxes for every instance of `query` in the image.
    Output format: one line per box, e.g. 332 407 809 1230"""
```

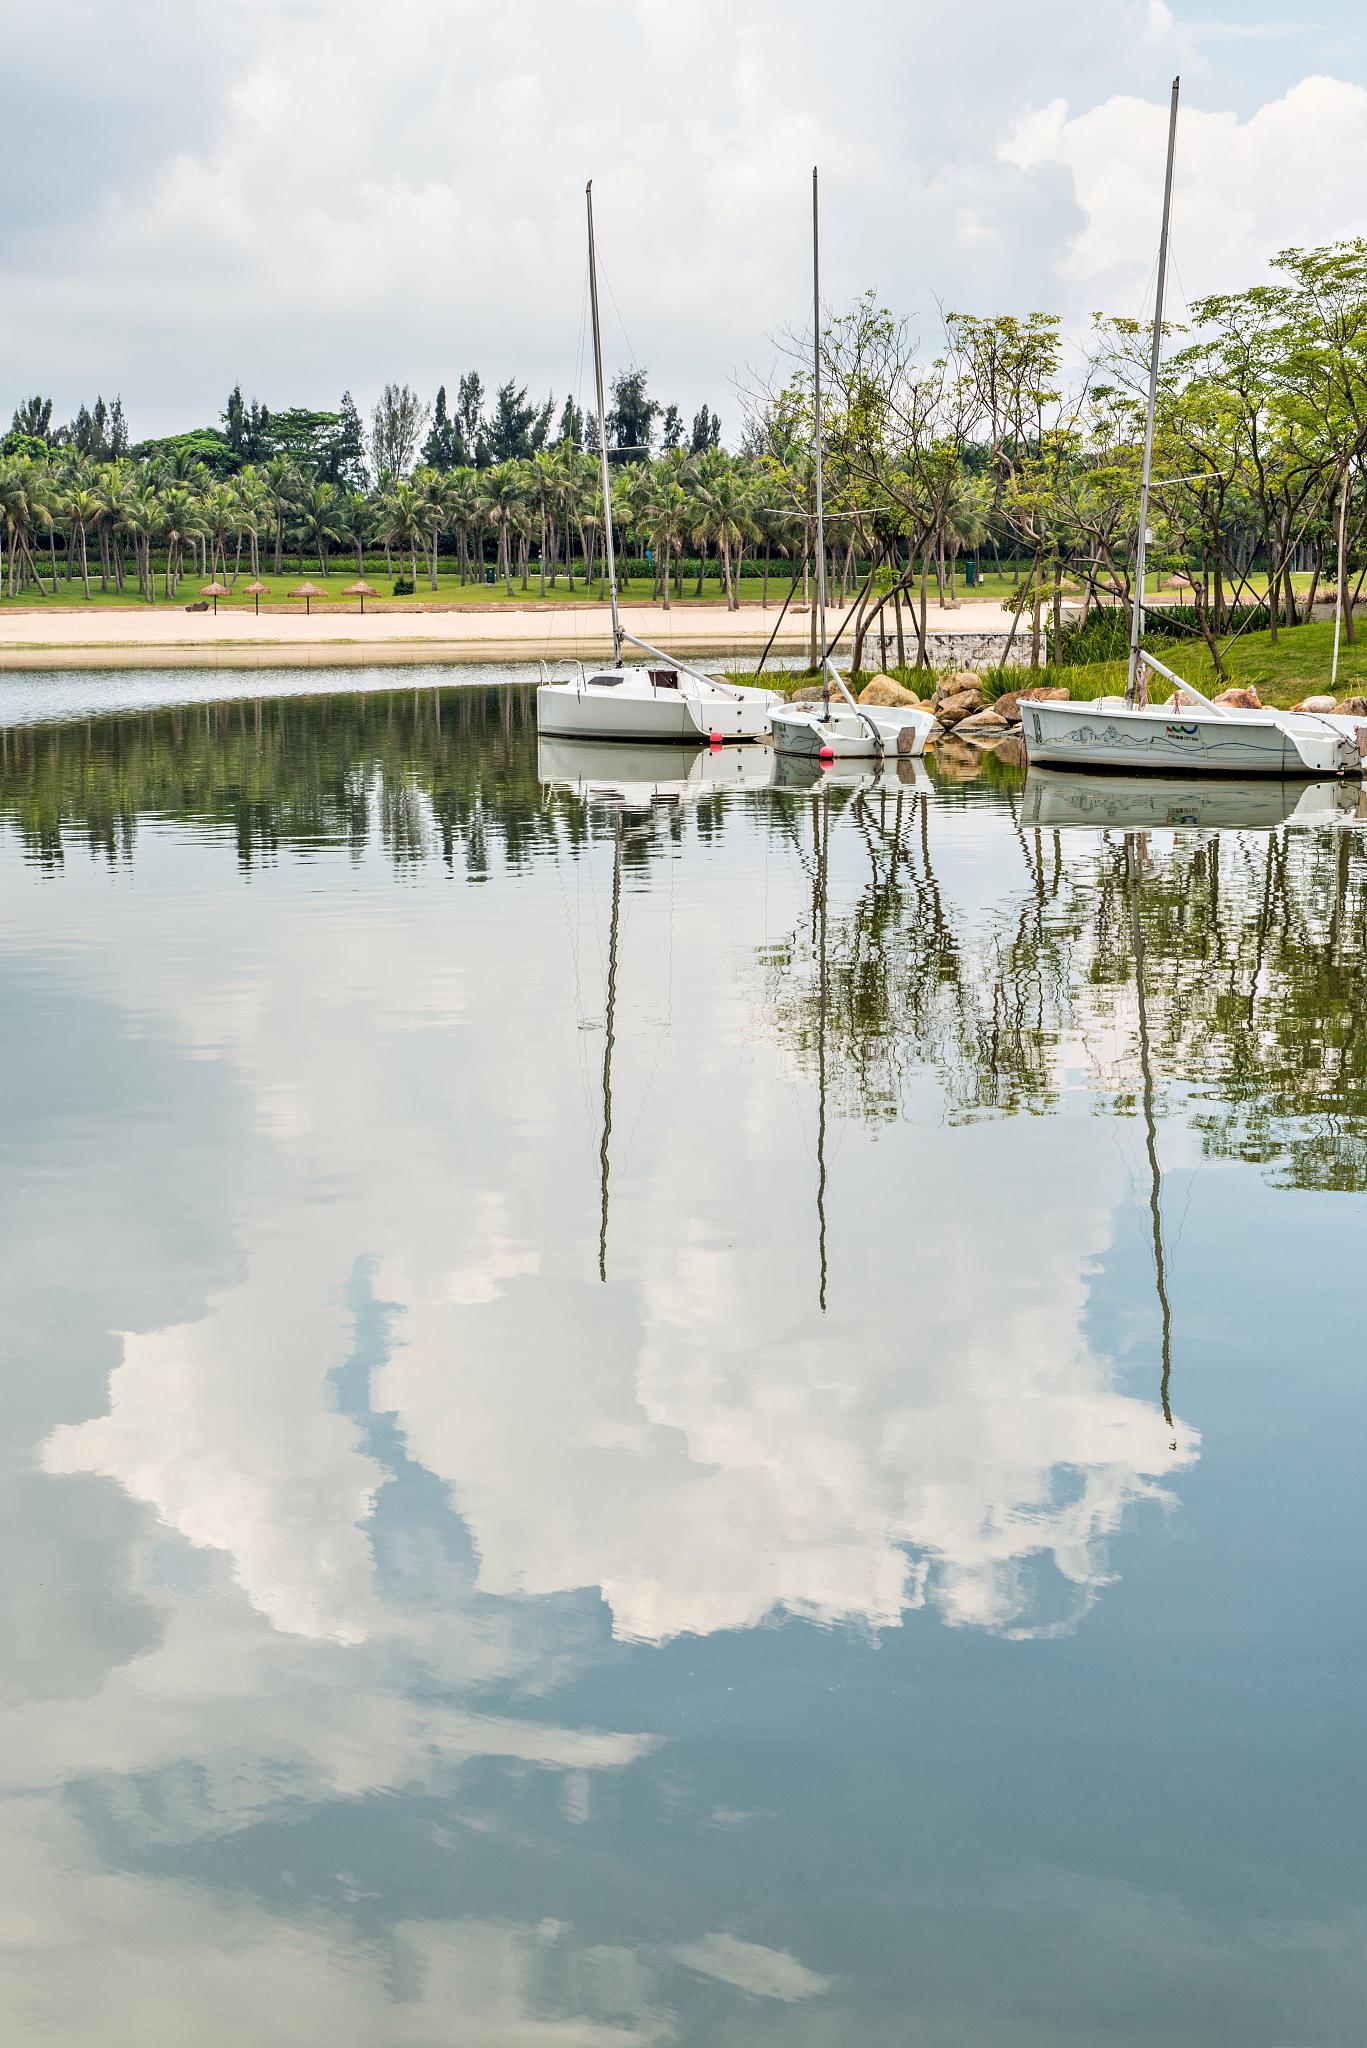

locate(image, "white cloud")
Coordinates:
12 1 1353 436
1001 75 1367 320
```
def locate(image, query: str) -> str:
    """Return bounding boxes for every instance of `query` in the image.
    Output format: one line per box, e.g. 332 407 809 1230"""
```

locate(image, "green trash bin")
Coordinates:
484 565 495 585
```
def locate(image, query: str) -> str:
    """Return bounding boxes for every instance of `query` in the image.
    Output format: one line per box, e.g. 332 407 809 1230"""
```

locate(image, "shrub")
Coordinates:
392 574 415 596
1051 602 1272 667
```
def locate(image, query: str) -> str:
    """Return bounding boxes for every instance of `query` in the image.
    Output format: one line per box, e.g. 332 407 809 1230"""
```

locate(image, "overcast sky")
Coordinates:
5 0 1367 444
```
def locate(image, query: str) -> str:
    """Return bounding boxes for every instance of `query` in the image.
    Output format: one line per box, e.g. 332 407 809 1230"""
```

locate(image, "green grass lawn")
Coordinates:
0 566 827 612
990 618 1366 711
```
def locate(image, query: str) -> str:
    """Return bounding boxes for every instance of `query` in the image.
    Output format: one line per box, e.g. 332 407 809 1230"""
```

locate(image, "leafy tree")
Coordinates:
660 403 683 452
456 372 485 465
556 394 584 448
607 367 659 461
223 384 248 458
487 381 540 463
689 404 721 454
329 390 369 488
369 383 429 481
9 396 54 443
421 384 462 471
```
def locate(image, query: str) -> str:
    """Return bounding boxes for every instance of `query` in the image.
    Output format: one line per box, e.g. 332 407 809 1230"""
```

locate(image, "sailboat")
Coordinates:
771 168 936 765
536 184 780 746
1021 78 1364 782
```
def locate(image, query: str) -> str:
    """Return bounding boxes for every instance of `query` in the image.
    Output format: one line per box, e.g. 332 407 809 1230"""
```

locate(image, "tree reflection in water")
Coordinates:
5 682 1367 1192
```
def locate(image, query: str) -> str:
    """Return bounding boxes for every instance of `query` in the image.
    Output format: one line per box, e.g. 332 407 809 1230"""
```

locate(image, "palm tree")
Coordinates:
413 467 446 590
93 462 136 594
124 487 162 603
943 473 992 599
263 456 296 576
530 450 558 597
442 468 481 588
299 481 344 576
689 454 754 610
337 489 372 578
382 479 425 589
232 467 267 583
0 457 50 597
158 486 202 597
481 463 525 596
651 478 688 611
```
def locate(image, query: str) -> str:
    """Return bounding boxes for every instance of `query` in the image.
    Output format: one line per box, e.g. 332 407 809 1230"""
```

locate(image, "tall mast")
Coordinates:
1127 76 1180 707
586 180 622 665
813 166 831 715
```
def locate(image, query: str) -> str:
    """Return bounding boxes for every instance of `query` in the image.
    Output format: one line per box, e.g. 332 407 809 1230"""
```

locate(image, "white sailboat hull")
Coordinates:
770 704 935 760
536 671 779 744
1023 768 1362 832
1020 697 1363 779
537 735 776 800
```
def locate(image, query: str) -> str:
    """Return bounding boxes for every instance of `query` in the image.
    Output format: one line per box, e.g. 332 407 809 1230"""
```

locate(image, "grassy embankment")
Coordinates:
727 618 1367 711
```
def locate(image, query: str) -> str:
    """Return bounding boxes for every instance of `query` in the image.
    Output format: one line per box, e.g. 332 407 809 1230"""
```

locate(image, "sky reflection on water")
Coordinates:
0 681 1363 2045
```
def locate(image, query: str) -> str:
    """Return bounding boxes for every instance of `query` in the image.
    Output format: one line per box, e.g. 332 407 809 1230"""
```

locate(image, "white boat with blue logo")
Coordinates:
1021 664 1365 780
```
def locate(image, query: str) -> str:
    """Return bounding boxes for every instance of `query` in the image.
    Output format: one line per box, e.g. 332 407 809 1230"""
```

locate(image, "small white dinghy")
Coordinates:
771 697 935 761
535 180 777 750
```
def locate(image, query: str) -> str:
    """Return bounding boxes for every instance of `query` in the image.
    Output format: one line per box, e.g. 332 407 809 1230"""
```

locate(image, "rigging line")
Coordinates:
598 813 624 1285
597 257 639 376
1126 836 1175 1434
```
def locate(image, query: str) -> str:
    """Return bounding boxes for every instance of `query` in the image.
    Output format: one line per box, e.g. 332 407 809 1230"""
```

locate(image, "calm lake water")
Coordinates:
1 673 1364 2046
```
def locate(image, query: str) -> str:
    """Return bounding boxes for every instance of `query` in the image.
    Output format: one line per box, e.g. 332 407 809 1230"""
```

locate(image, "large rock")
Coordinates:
955 708 1010 736
996 684 1068 723
790 683 826 703
1293 695 1337 713
934 688 986 728
1339 696 1367 717
858 673 921 707
932 671 984 712
1211 685 1262 709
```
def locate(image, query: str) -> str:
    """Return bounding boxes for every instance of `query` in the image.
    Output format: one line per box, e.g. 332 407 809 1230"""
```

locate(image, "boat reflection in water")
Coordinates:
536 734 776 807
1023 767 1365 833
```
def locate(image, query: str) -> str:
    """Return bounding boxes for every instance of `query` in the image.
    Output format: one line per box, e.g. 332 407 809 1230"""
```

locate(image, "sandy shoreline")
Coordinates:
0 599 1018 671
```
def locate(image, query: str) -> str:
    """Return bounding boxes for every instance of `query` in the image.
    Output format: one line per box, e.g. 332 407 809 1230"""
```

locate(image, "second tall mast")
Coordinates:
585 180 623 664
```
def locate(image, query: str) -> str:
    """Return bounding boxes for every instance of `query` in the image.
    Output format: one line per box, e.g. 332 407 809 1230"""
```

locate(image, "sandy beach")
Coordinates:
0 598 1019 671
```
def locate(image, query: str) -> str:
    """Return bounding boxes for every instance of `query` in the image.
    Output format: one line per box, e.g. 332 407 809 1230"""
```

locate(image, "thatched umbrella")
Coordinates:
343 578 377 615
289 580 325 617
244 578 268 617
201 580 229 615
